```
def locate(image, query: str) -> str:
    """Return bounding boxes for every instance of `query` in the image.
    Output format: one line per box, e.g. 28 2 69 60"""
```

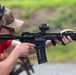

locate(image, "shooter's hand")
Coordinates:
13 43 36 57
55 29 74 45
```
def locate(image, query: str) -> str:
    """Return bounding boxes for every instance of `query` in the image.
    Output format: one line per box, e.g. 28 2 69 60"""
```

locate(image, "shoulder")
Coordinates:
2 40 13 51
4 40 21 54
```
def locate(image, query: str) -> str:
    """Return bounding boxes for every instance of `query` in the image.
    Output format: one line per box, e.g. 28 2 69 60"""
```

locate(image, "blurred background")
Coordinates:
1 0 76 75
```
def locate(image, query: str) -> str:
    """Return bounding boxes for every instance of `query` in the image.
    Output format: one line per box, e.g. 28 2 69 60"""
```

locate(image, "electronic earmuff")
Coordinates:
0 4 5 31
0 4 5 20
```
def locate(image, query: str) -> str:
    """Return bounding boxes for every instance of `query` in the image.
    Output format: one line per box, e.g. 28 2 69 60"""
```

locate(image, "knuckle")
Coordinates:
26 45 30 49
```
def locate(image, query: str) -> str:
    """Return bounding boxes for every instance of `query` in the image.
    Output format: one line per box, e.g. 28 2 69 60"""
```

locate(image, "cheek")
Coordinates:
0 29 11 34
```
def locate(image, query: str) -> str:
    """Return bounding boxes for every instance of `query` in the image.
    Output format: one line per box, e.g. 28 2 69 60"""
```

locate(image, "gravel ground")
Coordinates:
19 63 76 75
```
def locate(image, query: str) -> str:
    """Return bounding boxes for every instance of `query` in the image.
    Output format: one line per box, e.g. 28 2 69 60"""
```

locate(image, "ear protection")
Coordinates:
0 4 5 20
0 4 15 34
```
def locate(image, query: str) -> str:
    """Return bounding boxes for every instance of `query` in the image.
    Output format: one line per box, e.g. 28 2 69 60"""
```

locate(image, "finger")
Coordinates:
29 47 36 54
28 43 36 47
55 39 62 44
67 36 72 43
60 29 74 33
21 52 29 57
62 37 69 44
30 47 36 51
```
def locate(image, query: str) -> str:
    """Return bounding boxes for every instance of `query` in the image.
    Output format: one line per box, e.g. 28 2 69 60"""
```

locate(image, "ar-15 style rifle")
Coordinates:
0 23 76 64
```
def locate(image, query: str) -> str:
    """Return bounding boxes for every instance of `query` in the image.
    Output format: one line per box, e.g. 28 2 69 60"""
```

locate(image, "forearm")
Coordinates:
0 50 20 75
45 40 53 48
45 40 62 48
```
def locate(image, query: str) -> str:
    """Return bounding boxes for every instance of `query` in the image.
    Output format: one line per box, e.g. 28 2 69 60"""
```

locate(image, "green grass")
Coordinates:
1 0 76 8
46 41 76 63
45 7 76 31
0 0 76 18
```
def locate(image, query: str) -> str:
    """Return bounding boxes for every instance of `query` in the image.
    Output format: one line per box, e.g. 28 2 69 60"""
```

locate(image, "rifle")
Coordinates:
0 23 76 64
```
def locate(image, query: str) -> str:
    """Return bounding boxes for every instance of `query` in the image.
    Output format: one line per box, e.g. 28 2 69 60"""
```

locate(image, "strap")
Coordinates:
0 4 5 20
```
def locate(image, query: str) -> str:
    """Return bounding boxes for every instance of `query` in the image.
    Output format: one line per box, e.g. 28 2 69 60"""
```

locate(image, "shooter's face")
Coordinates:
0 28 11 34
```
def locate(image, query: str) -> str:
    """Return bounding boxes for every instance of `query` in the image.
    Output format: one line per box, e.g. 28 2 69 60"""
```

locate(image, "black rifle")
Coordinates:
0 23 76 64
